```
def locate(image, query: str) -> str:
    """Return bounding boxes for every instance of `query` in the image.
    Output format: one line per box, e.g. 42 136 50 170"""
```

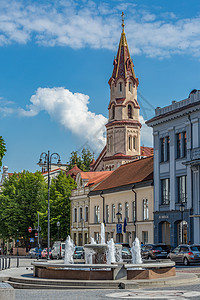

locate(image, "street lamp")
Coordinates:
57 221 60 240
81 218 84 246
180 202 185 244
38 151 62 259
116 211 122 243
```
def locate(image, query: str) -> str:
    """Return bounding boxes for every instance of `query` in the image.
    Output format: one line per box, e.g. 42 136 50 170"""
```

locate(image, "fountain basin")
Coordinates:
32 260 175 281
124 260 176 280
32 262 118 280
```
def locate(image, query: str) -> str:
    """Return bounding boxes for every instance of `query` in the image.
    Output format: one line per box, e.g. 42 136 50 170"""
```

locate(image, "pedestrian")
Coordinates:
188 241 191 245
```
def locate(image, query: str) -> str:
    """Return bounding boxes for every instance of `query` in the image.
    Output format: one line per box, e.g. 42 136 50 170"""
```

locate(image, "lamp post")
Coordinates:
16 229 19 267
38 151 61 259
57 221 60 240
116 211 122 243
81 218 84 246
180 202 185 244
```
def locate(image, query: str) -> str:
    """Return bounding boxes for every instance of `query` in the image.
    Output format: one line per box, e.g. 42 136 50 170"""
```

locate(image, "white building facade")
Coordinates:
147 89 200 247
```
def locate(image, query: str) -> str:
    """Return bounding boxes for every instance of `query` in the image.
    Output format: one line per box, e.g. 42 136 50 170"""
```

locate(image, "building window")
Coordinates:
118 203 122 221
178 176 187 203
161 179 170 205
142 231 148 244
132 201 136 222
119 82 122 92
79 207 83 221
160 137 165 162
176 133 181 158
183 132 187 157
106 205 109 224
125 202 129 221
133 137 136 150
128 105 133 118
128 136 132 150
94 205 100 223
166 136 170 161
74 208 77 222
73 233 77 245
85 206 88 222
112 204 115 223
143 199 149 220
112 105 115 119
129 82 132 92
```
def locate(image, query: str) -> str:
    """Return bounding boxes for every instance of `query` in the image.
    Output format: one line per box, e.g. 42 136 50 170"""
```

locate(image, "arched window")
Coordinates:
112 204 115 223
129 82 132 92
143 199 149 220
112 105 115 119
118 203 122 221
128 105 133 118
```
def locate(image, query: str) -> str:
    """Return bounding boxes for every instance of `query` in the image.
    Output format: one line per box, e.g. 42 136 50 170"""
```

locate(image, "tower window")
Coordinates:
128 136 132 150
128 105 133 118
133 137 136 150
119 82 122 92
112 105 115 119
129 82 132 92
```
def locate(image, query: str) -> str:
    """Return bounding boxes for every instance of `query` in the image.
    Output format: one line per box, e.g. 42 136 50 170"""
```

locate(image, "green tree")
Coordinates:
0 136 6 170
0 171 46 245
40 171 76 242
66 148 93 171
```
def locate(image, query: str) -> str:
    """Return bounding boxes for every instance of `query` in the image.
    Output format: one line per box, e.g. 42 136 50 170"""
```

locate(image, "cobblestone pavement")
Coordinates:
14 284 200 300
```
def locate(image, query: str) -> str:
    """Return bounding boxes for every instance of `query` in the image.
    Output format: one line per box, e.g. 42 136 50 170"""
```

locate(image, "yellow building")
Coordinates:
89 156 154 245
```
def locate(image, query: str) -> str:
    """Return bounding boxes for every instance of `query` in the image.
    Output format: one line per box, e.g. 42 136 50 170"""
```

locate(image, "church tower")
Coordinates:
103 13 141 171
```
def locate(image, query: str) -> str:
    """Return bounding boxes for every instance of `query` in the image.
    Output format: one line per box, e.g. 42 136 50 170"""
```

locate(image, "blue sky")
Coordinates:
0 0 200 173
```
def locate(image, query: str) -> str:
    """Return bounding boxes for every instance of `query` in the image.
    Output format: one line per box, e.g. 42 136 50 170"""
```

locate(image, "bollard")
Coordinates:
5 257 7 269
8 257 10 269
17 256 19 268
0 258 1 271
2 258 4 270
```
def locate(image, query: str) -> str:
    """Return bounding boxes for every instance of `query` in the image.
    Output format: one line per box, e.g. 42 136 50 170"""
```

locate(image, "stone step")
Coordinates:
6 280 120 290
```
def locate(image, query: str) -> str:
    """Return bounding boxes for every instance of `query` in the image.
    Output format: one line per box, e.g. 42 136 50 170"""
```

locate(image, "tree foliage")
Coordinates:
0 136 6 170
39 171 76 241
66 148 93 171
0 171 46 245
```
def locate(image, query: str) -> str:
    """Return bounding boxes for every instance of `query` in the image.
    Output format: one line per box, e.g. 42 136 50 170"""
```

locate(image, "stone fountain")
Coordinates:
32 223 175 281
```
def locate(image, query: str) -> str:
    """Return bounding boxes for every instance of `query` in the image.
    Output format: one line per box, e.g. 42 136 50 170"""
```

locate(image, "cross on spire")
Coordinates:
121 12 125 31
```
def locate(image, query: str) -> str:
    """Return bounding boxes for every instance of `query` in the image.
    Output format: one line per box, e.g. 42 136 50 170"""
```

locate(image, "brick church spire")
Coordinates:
109 12 139 87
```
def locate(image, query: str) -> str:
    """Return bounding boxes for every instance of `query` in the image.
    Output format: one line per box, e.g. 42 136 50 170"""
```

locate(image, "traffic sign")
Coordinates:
28 227 32 233
35 232 38 237
30 238 34 243
16 239 19 243
116 223 122 234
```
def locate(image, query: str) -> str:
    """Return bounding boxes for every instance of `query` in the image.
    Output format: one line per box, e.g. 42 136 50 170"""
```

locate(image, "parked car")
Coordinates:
141 244 169 260
73 246 84 259
122 247 132 260
51 241 62 259
41 248 52 259
168 244 200 266
29 247 42 258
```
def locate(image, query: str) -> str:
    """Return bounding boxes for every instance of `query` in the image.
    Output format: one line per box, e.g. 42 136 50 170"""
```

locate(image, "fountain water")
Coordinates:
131 237 142 264
106 238 116 264
100 223 105 244
90 237 96 244
64 235 75 264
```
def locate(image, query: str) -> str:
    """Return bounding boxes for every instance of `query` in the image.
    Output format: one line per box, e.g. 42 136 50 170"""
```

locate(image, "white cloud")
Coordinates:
0 0 199 58
140 115 153 147
19 87 107 150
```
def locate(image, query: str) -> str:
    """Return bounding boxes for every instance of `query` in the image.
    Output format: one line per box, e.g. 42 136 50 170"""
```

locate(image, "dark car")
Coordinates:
141 244 169 260
122 247 132 260
168 244 200 266
73 246 84 259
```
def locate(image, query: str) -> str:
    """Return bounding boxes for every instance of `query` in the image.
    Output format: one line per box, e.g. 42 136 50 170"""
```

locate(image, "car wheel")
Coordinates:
183 257 190 266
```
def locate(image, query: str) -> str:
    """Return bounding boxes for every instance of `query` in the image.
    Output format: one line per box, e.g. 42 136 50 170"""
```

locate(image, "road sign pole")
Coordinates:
37 213 40 260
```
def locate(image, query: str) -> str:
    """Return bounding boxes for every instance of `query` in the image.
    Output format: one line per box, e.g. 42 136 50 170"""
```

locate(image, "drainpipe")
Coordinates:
100 191 105 225
132 185 137 238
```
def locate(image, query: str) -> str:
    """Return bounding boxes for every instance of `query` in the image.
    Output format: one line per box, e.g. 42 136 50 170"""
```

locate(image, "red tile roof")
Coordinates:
80 171 113 187
93 156 153 192
141 146 153 156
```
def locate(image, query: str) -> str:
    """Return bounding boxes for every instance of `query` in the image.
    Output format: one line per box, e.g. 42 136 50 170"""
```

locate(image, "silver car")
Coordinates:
168 244 200 266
